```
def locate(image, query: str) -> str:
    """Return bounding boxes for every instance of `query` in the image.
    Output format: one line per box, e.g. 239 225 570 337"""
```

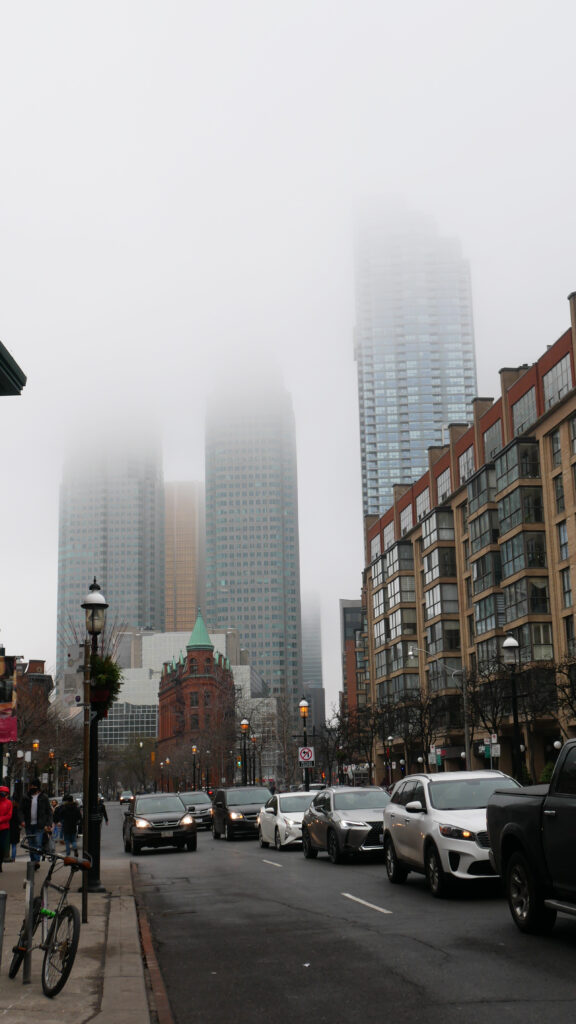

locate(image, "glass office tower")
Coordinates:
205 383 302 713
56 437 165 692
355 208 478 517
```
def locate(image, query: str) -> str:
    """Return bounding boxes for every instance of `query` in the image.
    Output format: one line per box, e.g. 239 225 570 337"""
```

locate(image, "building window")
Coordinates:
474 594 504 635
554 474 565 513
468 467 496 515
550 429 562 468
471 551 502 595
512 388 537 437
426 621 461 655
388 607 417 640
424 583 459 620
386 542 414 576
495 440 540 492
387 575 416 608
558 520 569 560
503 577 550 620
422 510 454 550
500 532 547 578
459 446 475 484
483 420 503 461
416 488 430 522
498 486 544 535
189 659 197 675
436 467 452 503
400 504 413 536
370 534 381 560
372 587 386 617
570 416 576 455
189 692 199 707
543 353 572 409
564 615 575 656
562 568 573 608
383 521 395 551
469 509 499 553
423 547 456 585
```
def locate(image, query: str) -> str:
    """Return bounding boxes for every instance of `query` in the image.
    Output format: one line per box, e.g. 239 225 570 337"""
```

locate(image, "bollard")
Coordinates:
23 861 36 985
0 891 6 973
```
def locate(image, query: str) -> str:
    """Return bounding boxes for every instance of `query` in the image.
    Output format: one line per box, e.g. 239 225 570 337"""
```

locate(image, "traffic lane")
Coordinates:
135 830 576 1024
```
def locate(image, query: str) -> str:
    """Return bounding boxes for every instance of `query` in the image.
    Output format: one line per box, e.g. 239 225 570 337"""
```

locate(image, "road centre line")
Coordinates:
262 859 283 868
341 893 393 915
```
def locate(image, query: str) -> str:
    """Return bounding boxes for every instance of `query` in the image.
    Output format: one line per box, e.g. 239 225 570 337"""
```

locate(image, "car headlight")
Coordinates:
229 811 244 820
179 814 194 825
283 817 299 827
439 824 475 840
135 818 150 829
338 819 366 829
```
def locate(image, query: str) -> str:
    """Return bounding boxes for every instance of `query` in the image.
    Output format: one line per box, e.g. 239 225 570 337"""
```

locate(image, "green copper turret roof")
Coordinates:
186 609 214 651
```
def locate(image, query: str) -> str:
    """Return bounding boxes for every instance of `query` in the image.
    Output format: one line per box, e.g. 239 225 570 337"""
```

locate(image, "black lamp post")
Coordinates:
251 735 257 785
241 719 249 785
299 698 310 792
81 577 108 894
192 745 198 789
159 761 164 792
502 634 523 782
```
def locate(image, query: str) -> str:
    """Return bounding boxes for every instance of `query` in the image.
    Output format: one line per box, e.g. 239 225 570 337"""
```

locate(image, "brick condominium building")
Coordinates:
361 292 576 783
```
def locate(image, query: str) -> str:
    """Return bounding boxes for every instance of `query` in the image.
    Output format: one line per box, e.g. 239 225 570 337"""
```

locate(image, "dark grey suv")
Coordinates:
123 793 197 855
212 786 271 841
301 786 391 863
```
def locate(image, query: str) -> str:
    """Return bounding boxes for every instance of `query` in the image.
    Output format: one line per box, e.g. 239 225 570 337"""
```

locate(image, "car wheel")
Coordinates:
506 850 557 934
274 828 283 852
130 834 141 856
425 843 450 898
327 829 343 864
225 822 234 842
258 828 269 848
302 828 318 859
384 836 408 884
186 836 197 852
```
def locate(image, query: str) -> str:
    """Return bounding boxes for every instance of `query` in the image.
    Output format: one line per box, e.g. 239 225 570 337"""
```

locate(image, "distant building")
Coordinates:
205 381 303 714
339 599 364 716
164 481 205 631
355 207 477 516
55 435 165 691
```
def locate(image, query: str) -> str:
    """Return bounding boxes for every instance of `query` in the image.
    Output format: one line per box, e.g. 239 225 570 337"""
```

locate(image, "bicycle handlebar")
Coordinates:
20 839 93 870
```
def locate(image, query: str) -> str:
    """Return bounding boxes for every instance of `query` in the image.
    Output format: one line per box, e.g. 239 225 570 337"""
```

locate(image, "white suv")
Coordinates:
383 770 520 897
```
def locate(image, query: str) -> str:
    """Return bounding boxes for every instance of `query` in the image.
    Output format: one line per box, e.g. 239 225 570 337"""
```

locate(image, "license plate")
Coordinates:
160 830 174 838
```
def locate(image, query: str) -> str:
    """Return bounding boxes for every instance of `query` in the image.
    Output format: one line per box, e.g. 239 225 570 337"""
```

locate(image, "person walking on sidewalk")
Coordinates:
53 794 82 855
19 778 53 862
0 786 13 870
99 796 109 827
8 796 20 862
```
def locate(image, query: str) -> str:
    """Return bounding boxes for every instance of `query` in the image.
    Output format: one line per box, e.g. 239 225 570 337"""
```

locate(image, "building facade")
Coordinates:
55 438 165 691
164 481 205 631
355 207 478 517
363 293 576 783
205 383 303 715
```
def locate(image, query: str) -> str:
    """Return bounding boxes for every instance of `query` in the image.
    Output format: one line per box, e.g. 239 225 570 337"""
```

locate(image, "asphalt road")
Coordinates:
125 820 576 1024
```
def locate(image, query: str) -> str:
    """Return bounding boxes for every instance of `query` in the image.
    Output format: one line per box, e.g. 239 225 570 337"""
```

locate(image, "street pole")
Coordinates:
81 639 91 923
503 635 523 782
241 720 249 786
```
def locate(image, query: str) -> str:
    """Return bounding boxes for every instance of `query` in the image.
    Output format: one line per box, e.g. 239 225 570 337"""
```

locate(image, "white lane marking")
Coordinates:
262 859 282 868
341 892 393 915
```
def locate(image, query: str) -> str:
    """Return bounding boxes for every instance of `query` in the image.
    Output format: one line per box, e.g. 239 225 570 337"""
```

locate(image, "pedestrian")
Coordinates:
0 786 12 870
53 794 82 856
19 777 53 862
50 798 62 841
9 797 20 862
98 796 109 827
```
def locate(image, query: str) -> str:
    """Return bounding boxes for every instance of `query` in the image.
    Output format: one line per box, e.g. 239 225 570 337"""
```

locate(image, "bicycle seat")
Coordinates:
64 856 91 871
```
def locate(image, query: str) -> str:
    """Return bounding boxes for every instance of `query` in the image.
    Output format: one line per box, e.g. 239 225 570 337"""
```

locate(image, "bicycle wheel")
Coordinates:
8 896 42 979
41 904 81 997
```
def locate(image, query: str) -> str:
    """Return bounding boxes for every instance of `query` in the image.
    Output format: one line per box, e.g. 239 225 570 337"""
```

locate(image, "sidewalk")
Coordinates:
0 850 152 1024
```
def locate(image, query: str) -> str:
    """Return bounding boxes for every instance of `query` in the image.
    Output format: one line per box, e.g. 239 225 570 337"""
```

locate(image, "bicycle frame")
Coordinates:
18 840 92 951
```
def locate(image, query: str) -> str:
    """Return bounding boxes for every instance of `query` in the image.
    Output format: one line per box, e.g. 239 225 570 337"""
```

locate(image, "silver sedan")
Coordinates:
258 791 314 850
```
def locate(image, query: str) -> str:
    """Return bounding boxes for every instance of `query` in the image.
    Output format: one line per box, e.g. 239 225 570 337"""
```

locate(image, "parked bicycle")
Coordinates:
9 840 92 997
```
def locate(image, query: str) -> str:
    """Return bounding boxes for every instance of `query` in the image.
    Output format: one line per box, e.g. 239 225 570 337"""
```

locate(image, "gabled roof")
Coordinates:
186 609 214 652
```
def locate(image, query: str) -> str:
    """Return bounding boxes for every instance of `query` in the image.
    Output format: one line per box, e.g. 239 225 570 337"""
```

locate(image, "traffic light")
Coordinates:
237 759 242 768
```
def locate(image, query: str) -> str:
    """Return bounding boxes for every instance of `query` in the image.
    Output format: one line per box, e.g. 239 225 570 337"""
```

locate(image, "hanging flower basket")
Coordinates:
90 655 122 720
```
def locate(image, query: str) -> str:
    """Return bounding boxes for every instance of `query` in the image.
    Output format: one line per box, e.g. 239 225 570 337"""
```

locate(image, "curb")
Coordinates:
131 862 175 1024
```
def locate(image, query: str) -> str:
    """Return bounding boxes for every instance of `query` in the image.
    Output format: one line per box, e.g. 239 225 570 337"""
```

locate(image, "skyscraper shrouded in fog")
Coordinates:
355 206 478 517
205 381 302 712
56 433 165 698
164 481 205 632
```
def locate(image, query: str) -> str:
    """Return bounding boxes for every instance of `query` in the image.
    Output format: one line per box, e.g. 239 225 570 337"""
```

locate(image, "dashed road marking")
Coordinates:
262 859 282 868
341 892 393 914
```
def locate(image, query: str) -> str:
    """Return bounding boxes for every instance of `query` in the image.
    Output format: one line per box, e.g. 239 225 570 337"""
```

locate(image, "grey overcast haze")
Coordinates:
1 1 575 711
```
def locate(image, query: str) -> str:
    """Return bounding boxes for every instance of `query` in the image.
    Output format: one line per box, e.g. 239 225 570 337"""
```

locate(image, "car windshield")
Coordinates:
179 792 211 805
227 788 270 806
134 796 185 814
278 794 313 813
428 776 520 810
333 791 391 810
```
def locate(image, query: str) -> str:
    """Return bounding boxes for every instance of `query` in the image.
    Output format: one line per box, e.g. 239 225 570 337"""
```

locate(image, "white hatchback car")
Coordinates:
258 791 314 850
383 770 520 897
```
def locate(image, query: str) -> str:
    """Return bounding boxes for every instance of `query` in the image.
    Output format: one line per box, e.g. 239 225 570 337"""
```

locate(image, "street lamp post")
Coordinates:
159 762 164 792
502 634 523 782
251 735 257 785
192 745 197 789
299 698 310 792
81 577 108 903
241 720 249 785
387 735 393 786
165 757 171 792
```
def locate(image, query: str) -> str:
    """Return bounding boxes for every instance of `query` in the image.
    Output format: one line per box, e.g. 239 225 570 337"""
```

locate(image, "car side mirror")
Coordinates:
405 800 424 813
265 807 274 814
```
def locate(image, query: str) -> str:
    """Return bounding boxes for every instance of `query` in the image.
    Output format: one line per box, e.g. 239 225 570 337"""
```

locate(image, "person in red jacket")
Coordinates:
0 786 13 870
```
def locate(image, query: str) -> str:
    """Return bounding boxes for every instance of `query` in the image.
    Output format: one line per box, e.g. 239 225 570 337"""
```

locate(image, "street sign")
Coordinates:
298 746 315 765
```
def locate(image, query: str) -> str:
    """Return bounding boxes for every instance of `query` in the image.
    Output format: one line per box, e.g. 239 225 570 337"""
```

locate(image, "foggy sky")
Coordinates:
1 1 575 713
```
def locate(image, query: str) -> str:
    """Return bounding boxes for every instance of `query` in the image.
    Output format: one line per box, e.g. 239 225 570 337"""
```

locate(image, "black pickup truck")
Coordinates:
487 739 576 933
